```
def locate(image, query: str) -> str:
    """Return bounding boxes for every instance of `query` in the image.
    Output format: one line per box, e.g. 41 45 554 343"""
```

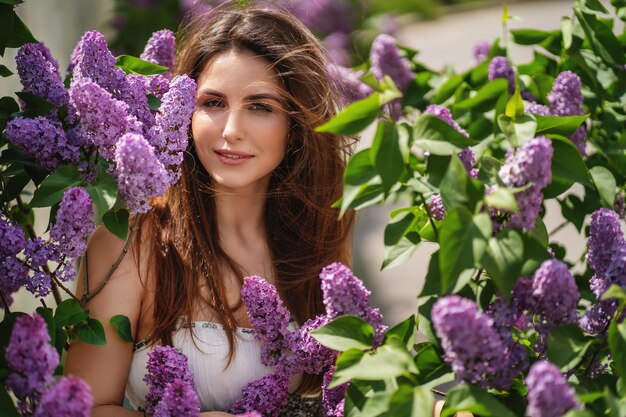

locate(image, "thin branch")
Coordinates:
549 220 569 236
472 268 484 281
15 194 62 305
51 275 80 303
81 216 139 304
82 251 89 300
431 388 447 397
419 193 439 240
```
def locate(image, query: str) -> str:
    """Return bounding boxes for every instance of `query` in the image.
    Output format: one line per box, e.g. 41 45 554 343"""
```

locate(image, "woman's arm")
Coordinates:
65 225 146 416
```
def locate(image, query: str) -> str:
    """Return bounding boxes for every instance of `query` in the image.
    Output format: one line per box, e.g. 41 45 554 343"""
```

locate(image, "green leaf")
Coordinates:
382 212 422 271
432 74 464 104
371 121 404 193
609 319 626 380
485 187 519 212
76 318 107 345
442 384 517 417
382 385 434 417
316 93 379 135
0 384 19 417
0 0 24 5
331 342 417 388
505 80 524 119
311 315 374 351
413 114 477 156
383 315 417 349
14 92 55 118
5 12 36 48
102 209 130 241
0 64 12 76
511 28 557 45
115 55 168 75
439 209 491 294
35 306 55 348
414 344 451 385
454 79 509 111
562 17 573 49
575 9 625 65
54 299 88 328
84 162 118 219
544 135 593 198
339 148 382 217
601 284 626 303
547 324 593 372
559 194 587 232
29 165 82 208
590 166 617 208
110 315 134 343
535 114 588 136
439 155 484 212
498 114 537 147
147 93 162 111
480 230 525 299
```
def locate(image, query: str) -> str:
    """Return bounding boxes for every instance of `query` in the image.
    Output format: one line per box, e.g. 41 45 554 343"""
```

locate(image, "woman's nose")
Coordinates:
221 107 244 142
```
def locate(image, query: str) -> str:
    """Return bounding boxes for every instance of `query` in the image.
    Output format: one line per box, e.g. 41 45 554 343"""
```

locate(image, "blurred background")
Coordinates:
1 0 581 325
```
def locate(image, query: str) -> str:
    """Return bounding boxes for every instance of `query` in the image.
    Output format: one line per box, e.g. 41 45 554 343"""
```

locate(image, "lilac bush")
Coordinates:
143 346 195 414
33 376 93 417
525 361 582 417
153 379 201 417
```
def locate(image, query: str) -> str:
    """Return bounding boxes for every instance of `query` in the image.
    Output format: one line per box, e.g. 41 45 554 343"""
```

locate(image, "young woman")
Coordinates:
65 4 354 416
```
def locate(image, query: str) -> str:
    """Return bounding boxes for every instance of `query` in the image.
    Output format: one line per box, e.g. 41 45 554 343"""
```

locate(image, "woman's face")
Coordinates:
192 50 290 194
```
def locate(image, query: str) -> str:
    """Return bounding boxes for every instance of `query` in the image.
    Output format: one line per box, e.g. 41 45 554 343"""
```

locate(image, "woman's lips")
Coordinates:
214 149 254 165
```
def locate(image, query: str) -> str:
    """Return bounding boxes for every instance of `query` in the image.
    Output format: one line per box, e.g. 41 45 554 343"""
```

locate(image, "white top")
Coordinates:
125 321 297 412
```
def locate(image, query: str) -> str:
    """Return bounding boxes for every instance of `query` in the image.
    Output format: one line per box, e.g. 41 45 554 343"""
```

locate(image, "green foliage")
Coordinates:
110 315 134 343
311 315 375 351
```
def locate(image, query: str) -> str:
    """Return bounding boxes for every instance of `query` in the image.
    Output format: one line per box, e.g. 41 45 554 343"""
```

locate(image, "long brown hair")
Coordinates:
134 3 355 393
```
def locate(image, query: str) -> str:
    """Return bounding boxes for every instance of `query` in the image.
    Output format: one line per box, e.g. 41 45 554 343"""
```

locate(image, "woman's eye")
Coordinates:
203 99 224 108
250 103 273 113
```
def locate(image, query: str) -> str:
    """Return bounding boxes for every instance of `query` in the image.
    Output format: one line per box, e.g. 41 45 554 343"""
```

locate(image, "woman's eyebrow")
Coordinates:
245 93 283 102
198 88 225 98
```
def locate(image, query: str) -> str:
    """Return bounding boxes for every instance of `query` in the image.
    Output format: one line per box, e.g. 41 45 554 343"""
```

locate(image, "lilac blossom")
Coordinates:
528 260 580 349
580 299 617 335
230 373 290 417
140 30 176 74
323 32 350 66
319 262 385 342
114 133 169 213
326 64 373 106
286 315 334 375
0 256 28 307
153 379 200 417
526 361 582 417
428 194 446 221
16 43 68 107
499 136 553 230
370 34 415 91
5 116 81 171
0 212 27 258
237 413 262 417
322 368 347 417
147 75 196 185
473 41 490 64
50 187 95 260
458 148 479 179
6 313 59 413
432 295 513 389
143 74 171 100
526 102 551 116
241 275 291 366
69 78 140 160
23 238 58 297
144 346 195 414
288 0 353 35
548 71 586 154
488 56 515 93
34 375 93 417
586 208 624 276
424 104 469 138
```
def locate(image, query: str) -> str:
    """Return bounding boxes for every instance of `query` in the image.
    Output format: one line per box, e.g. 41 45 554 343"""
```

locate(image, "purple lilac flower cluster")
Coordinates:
235 263 384 416
49 187 95 260
5 313 60 414
473 41 490 64
10 31 196 213
143 345 196 414
0 213 29 306
428 194 446 221
241 276 292 366
525 361 582 417
579 209 626 335
488 56 515 93
370 34 414 92
34 376 93 417
326 64 373 106
498 136 553 230
153 379 201 417
432 295 521 389
548 71 586 154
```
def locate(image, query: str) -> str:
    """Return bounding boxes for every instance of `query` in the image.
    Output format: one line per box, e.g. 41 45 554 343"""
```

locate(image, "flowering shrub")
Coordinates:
2 0 626 416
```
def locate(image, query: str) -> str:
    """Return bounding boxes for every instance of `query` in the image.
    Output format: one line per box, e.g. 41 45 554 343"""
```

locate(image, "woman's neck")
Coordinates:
213 186 267 244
